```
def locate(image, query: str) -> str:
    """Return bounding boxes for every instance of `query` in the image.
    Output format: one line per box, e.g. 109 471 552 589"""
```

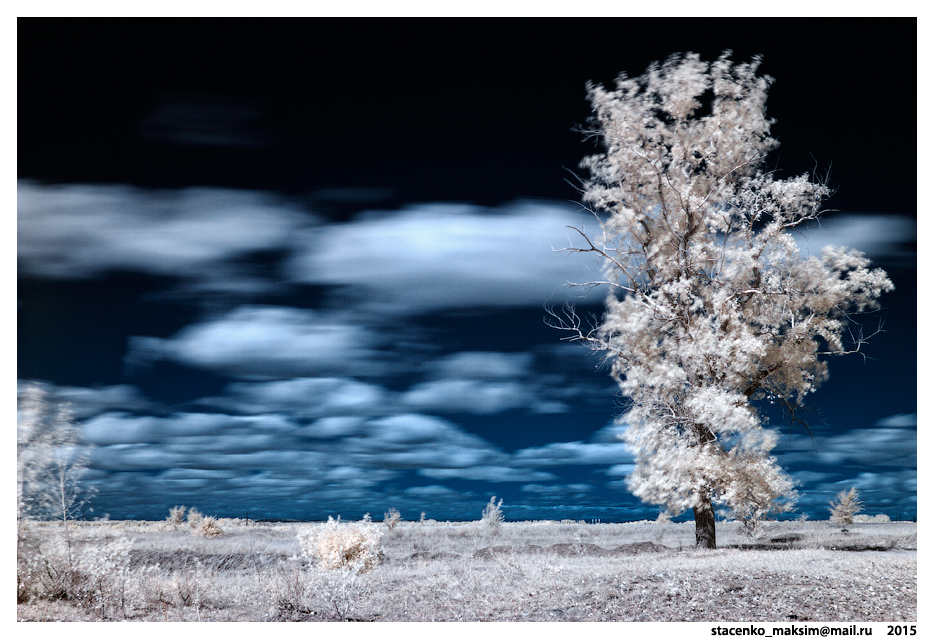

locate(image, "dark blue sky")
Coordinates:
17 19 916 522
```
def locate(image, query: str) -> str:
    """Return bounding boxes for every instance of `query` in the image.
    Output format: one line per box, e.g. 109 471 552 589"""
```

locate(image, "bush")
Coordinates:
17 527 132 619
297 515 384 573
383 508 402 530
186 507 204 528
482 496 504 533
853 513 891 523
167 506 187 525
194 516 224 538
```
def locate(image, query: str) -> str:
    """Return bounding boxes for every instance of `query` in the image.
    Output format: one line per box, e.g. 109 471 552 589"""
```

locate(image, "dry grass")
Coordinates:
16 518 916 622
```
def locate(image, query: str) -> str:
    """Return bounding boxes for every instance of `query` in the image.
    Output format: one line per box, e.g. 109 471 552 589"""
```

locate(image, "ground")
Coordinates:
16 518 917 622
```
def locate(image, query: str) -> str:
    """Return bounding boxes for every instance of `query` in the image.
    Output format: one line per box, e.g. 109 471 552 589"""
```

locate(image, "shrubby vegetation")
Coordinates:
481 496 504 533
297 515 385 573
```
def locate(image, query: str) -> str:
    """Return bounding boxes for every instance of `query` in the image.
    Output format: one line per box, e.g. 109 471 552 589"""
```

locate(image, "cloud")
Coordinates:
17 181 312 291
403 484 461 498
522 483 593 495
605 464 635 477
427 351 535 379
127 306 386 379
778 425 916 469
512 440 635 467
18 382 155 421
285 200 607 312
343 414 507 471
796 214 915 263
401 379 538 415
208 377 387 417
874 413 917 428
400 351 574 415
419 466 558 482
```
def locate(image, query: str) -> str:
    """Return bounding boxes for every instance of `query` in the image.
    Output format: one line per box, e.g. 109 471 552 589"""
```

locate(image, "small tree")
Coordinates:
553 52 892 548
17 382 96 526
829 487 863 525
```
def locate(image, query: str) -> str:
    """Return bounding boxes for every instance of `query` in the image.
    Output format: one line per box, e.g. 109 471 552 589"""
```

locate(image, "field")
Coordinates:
16 517 916 622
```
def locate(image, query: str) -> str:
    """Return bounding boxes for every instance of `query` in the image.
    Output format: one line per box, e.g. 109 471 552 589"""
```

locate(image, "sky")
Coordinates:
16 19 917 523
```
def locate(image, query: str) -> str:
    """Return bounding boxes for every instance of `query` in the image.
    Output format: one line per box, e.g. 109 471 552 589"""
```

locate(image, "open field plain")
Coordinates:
17 517 916 622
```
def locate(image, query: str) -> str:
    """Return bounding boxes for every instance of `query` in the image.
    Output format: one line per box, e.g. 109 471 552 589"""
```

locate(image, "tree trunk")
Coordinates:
693 497 717 549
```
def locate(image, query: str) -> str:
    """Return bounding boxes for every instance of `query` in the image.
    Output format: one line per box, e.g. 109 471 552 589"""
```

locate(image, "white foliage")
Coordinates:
482 496 505 533
17 382 96 522
556 52 892 525
829 487 864 525
297 515 385 573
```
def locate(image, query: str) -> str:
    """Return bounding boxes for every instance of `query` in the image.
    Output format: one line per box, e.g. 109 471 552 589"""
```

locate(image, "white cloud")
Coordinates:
513 440 635 467
428 351 535 379
81 411 232 445
47 384 154 420
777 423 916 469
605 464 635 477
796 214 914 261
285 200 607 312
127 306 384 379
402 379 535 414
214 377 386 417
403 484 461 498
522 483 593 495
875 413 917 428
17 181 311 282
419 465 557 482
342 414 506 471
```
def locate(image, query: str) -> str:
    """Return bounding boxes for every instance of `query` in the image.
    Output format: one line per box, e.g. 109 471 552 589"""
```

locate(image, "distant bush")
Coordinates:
482 496 504 533
829 487 863 525
297 515 384 573
167 506 187 525
383 508 402 530
194 516 224 538
186 507 204 528
853 513 891 523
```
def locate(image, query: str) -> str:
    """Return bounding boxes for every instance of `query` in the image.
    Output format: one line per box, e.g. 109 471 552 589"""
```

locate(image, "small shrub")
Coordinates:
194 516 224 538
167 506 187 525
829 487 863 525
853 513 891 523
654 510 672 543
186 507 204 528
297 515 384 573
383 507 402 530
482 496 504 533
74 532 133 618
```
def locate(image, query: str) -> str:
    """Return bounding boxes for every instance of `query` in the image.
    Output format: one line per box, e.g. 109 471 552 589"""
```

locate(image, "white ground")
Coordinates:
16 518 916 622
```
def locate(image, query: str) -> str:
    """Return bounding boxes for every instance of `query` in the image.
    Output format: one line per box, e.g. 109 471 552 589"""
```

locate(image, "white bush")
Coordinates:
482 496 504 533
297 515 384 573
853 513 891 523
194 516 224 538
167 505 187 525
383 507 402 530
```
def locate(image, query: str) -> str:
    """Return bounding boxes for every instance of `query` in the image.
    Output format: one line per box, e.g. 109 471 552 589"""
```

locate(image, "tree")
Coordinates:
829 487 863 526
17 382 96 526
552 52 893 548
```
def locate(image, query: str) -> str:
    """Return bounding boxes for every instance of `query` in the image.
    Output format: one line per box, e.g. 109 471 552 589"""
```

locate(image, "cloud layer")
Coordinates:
18 181 916 521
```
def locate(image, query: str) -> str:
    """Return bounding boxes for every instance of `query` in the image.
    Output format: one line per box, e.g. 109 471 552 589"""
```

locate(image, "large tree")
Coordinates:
554 52 893 548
